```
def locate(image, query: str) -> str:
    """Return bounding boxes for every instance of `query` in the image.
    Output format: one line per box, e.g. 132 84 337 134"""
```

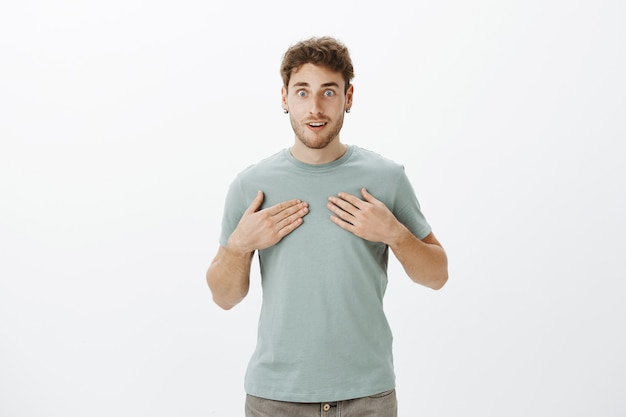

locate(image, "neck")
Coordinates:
290 140 347 165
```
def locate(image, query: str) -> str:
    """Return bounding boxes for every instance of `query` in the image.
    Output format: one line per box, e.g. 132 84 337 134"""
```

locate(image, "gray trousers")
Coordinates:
245 389 398 417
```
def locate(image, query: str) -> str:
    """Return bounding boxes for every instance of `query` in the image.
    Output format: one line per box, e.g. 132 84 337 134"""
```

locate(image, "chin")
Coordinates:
299 137 334 150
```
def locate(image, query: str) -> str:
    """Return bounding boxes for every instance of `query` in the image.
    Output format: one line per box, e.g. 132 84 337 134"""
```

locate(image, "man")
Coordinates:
206 36 448 417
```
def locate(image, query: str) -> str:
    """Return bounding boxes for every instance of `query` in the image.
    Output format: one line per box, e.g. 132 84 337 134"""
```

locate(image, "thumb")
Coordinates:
246 190 264 213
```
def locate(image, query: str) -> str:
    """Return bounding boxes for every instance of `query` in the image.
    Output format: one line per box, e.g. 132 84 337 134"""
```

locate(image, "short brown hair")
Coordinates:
280 36 355 93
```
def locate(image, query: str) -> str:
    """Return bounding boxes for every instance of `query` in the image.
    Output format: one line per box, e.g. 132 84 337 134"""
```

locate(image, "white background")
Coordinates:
1 0 624 416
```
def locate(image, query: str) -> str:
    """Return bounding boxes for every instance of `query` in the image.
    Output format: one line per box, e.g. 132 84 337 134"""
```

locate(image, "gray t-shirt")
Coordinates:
219 145 431 402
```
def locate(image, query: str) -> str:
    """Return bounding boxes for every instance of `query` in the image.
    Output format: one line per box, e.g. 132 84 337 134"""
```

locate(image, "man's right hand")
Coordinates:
227 191 309 254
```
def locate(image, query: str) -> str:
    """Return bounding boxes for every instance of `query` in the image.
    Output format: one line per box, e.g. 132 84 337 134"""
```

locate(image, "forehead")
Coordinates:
289 63 345 89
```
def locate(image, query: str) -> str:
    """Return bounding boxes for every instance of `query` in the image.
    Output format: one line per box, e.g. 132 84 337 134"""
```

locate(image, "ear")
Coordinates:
345 84 354 110
281 86 288 111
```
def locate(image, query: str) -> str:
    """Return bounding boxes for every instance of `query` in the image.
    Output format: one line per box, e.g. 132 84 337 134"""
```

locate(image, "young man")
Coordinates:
206 36 448 417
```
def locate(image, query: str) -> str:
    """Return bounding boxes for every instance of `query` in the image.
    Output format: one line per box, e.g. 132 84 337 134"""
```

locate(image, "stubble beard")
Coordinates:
290 113 345 150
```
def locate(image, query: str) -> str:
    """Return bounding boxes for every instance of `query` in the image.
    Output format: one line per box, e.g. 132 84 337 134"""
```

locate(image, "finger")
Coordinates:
274 201 309 221
329 214 355 230
360 188 378 203
328 195 359 214
273 204 309 232
245 190 264 214
268 198 304 216
335 192 363 209
327 200 355 222
277 206 308 228
276 213 305 238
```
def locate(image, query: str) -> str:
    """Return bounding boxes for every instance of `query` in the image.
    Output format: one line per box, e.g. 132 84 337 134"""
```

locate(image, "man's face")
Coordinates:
282 63 353 150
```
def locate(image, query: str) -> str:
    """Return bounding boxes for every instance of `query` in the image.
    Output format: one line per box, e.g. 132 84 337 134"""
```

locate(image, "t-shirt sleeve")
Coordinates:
219 175 248 247
392 167 432 240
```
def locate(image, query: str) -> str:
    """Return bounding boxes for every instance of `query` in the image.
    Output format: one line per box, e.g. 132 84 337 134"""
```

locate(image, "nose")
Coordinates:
309 94 323 115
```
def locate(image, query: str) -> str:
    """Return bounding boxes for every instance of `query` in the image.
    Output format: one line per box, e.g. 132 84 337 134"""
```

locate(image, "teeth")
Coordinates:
309 122 325 127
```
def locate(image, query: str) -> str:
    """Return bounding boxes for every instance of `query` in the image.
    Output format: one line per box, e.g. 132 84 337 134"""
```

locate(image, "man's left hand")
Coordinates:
327 188 400 244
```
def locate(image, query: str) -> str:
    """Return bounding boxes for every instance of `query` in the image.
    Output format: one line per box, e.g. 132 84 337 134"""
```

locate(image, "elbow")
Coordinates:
428 253 449 290
210 291 247 310
429 273 448 291
430 260 449 290
206 267 242 310
408 259 448 290
208 278 248 310
213 296 237 311
408 271 448 290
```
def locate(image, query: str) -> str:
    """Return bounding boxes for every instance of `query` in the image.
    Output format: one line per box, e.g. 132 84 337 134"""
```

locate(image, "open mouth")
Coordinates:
308 122 327 127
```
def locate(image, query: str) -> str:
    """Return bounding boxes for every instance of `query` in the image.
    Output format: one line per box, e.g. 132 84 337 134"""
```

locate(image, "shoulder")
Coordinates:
350 145 406 174
236 149 289 179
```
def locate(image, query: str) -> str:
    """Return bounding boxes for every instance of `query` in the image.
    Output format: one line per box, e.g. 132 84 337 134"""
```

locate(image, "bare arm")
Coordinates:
206 246 254 310
206 191 309 309
327 188 448 290
387 229 448 290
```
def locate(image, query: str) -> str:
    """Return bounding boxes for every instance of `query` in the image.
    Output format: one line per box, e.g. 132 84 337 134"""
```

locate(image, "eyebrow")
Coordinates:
293 81 341 89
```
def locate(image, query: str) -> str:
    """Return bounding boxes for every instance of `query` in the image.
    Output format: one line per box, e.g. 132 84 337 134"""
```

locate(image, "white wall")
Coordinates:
1 0 624 416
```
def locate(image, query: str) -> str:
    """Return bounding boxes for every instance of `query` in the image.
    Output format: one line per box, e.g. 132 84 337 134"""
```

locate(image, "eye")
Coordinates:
297 90 307 97
323 90 335 97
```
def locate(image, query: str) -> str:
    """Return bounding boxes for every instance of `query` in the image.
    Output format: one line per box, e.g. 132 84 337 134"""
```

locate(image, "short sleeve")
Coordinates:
218 175 248 247
392 167 432 240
